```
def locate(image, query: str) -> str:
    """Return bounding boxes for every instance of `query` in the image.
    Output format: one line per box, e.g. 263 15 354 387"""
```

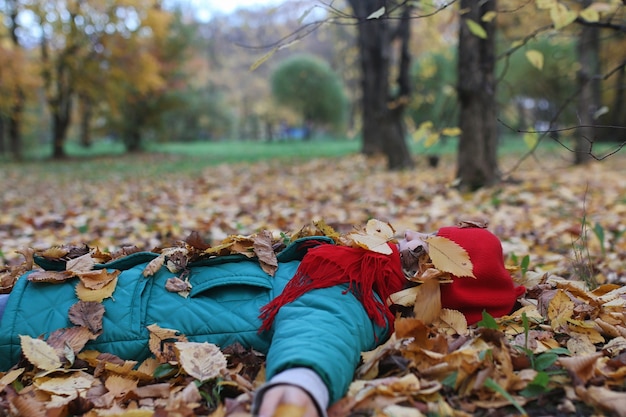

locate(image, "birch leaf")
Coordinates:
20 335 62 371
425 236 475 278
175 341 227 382
482 11 497 22
465 19 487 39
525 49 544 70
348 219 395 255
549 3 577 29
579 6 599 22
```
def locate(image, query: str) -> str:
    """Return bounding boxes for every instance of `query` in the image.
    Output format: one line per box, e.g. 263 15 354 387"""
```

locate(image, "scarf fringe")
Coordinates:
259 243 405 332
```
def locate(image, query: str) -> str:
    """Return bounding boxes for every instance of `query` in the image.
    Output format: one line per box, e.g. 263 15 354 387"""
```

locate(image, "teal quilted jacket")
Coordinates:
0 237 388 404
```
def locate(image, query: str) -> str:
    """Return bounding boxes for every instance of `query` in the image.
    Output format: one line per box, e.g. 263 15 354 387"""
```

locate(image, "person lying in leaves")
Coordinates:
0 220 525 417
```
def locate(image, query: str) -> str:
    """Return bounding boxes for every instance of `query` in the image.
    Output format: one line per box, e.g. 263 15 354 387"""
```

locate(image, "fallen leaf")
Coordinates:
412 279 442 325
77 269 120 290
68 301 105 333
348 219 395 255
175 341 228 381
26 270 75 284
143 255 164 277
425 236 475 278
66 253 95 273
147 324 188 363
253 230 278 276
75 275 118 302
19 335 62 371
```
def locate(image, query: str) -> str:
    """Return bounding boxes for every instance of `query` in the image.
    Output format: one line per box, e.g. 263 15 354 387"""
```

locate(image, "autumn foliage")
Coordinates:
0 152 625 416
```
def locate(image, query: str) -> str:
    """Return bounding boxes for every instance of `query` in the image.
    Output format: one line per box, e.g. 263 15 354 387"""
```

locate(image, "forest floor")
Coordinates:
1 149 625 416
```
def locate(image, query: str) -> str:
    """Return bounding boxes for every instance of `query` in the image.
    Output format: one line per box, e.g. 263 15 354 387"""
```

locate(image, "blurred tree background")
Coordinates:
0 0 624 188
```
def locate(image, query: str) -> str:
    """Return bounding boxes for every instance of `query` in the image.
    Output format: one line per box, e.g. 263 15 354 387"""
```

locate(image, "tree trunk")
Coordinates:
52 110 71 159
609 60 625 135
575 0 600 165
8 98 23 160
0 116 5 155
456 0 499 191
7 0 23 160
79 94 93 147
348 0 414 170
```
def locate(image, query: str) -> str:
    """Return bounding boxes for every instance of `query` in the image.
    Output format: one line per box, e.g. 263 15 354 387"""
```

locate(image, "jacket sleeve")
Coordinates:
264 283 390 405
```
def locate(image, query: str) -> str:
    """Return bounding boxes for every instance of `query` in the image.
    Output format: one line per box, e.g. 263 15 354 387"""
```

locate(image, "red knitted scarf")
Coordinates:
259 242 406 332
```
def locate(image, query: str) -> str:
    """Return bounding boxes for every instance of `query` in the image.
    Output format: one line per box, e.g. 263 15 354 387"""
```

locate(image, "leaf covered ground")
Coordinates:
1 151 626 416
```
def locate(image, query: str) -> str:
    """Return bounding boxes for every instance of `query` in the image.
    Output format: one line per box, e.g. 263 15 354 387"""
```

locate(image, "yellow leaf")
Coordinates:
0 368 24 391
547 289 575 330
437 308 469 335
75 276 118 302
77 269 120 290
389 286 420 307
525 49 544 70
524 132 539 149
175 342 227 381
348 219 395 255
481 11 497 22
250 47 277 72
550 3 577 29
441 127 461 137
412 120 434 143
313 219 340 240
425 236 475 278
465 19 487 39
579 6 599 22
19 335 62 371
424 132 440 148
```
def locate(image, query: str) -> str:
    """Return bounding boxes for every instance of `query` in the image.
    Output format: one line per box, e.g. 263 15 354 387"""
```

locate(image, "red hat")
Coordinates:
437 226 526 324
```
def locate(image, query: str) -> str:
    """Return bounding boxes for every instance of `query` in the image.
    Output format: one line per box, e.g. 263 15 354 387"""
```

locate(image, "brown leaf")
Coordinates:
413 279 442 325
68 301 105 333
104 374 138 398
184 230 211 251
165 277 192 296
77 269 120 290
575 385 626 417
9 389 48 417
143 254 165 277
254 230 278 276
457 218 489 228
27 270 75 284
47 326 97 359
558 351 603 385
147 324 188 363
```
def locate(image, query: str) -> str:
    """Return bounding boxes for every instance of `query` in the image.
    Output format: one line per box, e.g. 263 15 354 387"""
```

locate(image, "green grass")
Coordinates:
2 135 620 181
